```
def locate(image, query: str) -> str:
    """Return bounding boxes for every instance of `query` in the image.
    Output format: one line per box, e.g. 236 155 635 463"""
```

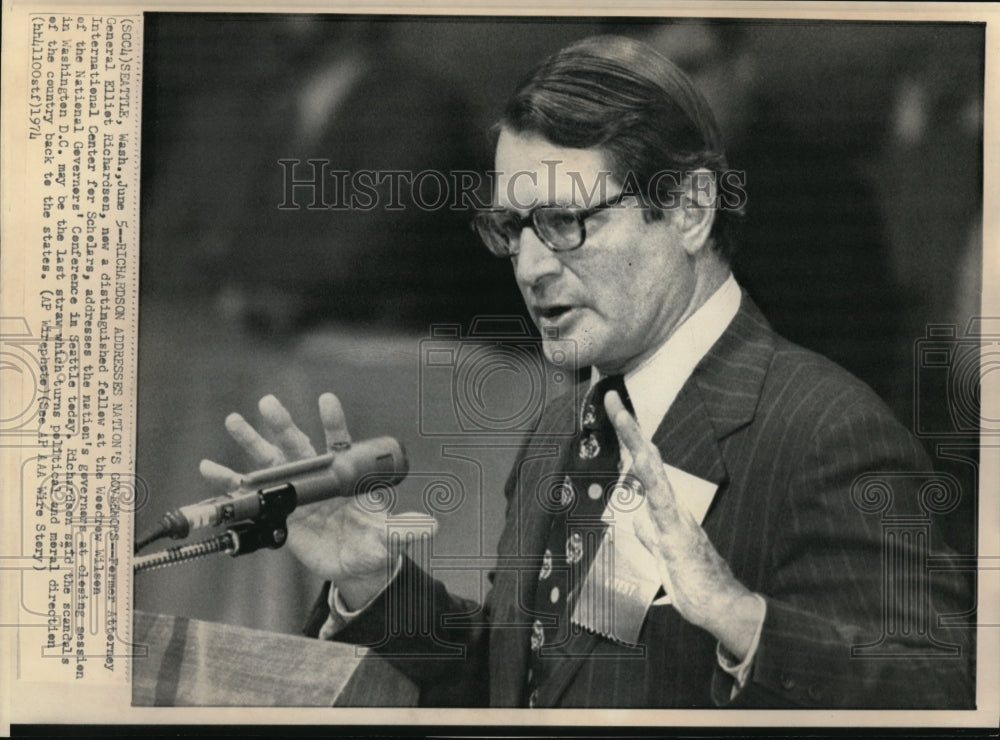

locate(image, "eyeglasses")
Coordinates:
471 191 629 258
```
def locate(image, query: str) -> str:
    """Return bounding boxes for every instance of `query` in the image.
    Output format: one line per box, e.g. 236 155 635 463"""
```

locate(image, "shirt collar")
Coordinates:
593 273 741 438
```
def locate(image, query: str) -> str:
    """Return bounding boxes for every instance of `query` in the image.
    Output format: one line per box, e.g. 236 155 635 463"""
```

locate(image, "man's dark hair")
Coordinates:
499 34 741 261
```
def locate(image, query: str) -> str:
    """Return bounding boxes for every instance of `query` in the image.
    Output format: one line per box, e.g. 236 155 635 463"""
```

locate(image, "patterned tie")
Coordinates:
524 374 634 707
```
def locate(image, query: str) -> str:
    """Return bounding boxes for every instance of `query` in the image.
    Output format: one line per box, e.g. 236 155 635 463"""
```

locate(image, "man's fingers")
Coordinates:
631 502 658 550
225 411 285 467
605 390 646 458
258 394 317 460
606 390 677 520
319 392 353 452
199 458 243 490
633 506 677 587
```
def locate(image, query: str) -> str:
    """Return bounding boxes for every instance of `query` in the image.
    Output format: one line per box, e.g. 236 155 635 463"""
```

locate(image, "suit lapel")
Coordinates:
653 292 774 481
650 380 729 486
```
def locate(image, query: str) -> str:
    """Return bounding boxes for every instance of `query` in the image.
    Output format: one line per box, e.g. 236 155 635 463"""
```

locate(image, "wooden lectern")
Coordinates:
132 610 419 706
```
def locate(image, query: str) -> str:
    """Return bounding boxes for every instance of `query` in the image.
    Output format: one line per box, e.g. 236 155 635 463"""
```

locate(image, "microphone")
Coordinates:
153 437 408 542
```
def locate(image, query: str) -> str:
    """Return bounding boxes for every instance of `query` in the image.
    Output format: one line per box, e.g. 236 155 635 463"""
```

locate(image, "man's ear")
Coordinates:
676 168 717 255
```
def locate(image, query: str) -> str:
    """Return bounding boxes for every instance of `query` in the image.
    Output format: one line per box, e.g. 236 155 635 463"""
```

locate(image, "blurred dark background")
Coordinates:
135 14 984 634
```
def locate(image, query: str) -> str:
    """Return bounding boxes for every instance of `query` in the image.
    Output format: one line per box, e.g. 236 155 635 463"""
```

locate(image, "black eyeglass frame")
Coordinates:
470 190 631 258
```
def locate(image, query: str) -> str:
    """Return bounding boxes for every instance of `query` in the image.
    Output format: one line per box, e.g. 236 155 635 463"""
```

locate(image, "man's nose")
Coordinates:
513 225 562 287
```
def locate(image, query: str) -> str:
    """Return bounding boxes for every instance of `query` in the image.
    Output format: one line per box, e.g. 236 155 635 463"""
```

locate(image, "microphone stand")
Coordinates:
133 483 298 574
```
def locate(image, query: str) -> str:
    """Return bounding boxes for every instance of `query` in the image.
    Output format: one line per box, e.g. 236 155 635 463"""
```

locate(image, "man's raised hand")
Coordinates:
200 392 436 610
605 390 765 660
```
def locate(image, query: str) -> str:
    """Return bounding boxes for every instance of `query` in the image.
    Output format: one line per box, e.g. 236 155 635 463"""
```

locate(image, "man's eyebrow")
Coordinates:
492 199 592 211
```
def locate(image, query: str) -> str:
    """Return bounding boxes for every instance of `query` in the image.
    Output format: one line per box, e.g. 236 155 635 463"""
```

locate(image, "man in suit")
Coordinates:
203 35 974 708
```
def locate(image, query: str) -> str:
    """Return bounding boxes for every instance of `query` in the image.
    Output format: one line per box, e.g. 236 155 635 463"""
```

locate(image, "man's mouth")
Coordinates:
538 305 573 321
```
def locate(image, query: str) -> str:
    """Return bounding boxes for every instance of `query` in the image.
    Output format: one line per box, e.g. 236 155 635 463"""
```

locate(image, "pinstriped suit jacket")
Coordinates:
311 293 974 708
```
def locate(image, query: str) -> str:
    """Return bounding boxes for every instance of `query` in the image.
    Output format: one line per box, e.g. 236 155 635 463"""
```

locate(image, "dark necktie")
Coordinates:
524 374 634 707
